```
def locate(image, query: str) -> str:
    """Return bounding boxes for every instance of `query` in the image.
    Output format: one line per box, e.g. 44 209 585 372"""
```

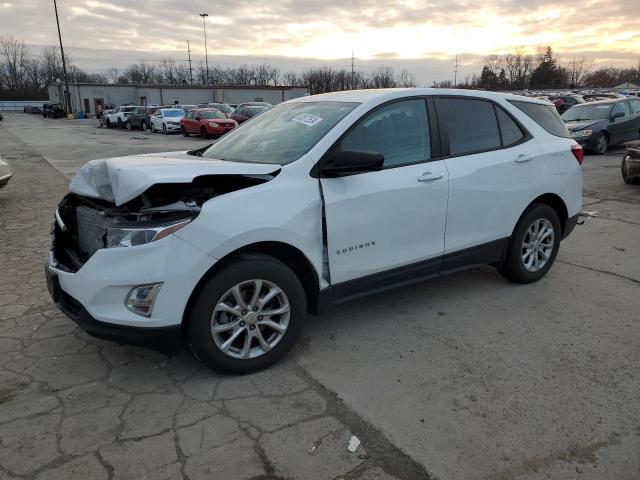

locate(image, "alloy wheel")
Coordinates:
210 279 290 359
521 218 555 272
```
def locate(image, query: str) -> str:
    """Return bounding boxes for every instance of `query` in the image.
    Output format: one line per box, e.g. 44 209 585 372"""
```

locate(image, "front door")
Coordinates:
321 98 448 285
609 101 635 144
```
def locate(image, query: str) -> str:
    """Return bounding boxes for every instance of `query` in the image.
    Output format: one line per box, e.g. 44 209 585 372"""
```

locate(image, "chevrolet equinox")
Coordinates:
46 89 583 372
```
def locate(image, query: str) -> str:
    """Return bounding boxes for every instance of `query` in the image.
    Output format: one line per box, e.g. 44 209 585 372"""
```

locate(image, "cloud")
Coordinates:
0 0 637 84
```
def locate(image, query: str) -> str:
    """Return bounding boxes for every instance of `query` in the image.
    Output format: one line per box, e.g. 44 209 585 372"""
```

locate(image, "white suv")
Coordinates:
103 105 138 128
46 89 583 372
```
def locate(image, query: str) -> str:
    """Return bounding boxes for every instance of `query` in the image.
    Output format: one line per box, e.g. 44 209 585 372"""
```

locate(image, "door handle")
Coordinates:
515 154 533 163
417 172 444 182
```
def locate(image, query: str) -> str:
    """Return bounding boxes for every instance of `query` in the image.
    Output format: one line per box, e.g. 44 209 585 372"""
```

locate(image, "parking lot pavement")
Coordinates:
0 114 639 480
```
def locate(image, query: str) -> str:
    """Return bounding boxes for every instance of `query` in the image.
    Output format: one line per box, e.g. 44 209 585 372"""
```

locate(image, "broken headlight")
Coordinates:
105 219 192 248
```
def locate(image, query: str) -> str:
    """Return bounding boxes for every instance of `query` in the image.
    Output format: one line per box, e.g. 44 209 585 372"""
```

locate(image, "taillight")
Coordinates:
571 144 584 165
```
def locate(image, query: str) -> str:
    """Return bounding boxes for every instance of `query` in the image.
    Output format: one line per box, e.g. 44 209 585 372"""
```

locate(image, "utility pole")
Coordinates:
351 50 355 88
454 54 458 87
187 40 193 84
53 0 71 115
199 13 209 84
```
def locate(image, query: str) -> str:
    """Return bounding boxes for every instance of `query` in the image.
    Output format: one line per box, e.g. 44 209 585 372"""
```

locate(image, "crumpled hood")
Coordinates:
565 120 602 132
69 151 280 206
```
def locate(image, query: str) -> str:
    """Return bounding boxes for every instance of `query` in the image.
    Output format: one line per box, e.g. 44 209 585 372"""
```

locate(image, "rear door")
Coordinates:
435 96 543 256
321 98 449 285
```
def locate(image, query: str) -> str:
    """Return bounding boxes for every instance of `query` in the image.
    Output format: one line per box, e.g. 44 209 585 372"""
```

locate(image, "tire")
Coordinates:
200 126 209 139
105 119 111 128
163 123 168 135
498 203 561 284
593 132 608 155
621 155 640 184
126 121 132 131
181 126 189 137
151 123 156 133
188 254 307 373
141 121 148 132
117 118 124 129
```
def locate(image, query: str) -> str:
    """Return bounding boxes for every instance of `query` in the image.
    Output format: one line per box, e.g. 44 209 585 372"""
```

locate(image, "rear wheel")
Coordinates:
141 121 148 131
126 121 132 130
188 254 306 373
200 126 209 139
498 203 561 284
117 118 124 129
593 132 608 155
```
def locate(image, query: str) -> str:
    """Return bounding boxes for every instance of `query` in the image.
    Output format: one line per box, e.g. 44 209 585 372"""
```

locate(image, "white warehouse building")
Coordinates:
47 83 309 116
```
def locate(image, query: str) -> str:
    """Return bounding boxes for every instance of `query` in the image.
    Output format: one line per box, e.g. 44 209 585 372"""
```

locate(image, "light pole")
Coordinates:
53 0 71 115
199 13 209 84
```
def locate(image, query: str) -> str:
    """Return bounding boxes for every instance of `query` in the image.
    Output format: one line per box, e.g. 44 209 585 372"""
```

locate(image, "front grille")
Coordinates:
75 206 115 258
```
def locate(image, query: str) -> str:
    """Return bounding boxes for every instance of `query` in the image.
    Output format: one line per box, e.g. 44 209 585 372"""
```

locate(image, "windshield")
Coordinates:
562 104 612 122
203 101 359 165
163 109 184 117
201 110 226 119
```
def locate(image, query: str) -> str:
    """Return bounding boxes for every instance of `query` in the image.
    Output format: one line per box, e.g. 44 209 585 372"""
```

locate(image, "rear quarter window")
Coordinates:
509 100 570 138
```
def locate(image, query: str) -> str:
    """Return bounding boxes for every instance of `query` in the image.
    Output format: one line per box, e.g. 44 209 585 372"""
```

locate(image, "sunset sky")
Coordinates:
1 0 638 84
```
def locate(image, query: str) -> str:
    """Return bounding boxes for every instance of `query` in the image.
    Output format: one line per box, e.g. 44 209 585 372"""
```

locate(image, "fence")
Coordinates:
0 100 49 112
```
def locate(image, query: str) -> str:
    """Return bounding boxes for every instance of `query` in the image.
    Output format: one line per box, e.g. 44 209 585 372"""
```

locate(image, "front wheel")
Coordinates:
126 121 132 130
621 154 640 184
593 132 608 155
151 122 156 133
105 119 111 128
163 123 168 135
200 126 209 139
188 254 306 373
141 121 148 131
181 126 189 137
498 204 561 284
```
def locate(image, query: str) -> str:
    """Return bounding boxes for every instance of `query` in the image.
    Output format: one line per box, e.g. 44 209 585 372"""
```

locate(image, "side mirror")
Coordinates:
610 111 624 121
320 150 384 177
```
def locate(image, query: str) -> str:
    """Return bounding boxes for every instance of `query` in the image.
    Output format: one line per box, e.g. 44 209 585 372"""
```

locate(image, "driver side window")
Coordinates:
611 102 630 117
339 99 431 167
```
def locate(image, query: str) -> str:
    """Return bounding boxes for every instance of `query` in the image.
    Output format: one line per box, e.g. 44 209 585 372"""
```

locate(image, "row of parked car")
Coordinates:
97 102 272 139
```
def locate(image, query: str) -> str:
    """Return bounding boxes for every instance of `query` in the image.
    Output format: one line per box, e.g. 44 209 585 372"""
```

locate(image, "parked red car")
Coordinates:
180 108 237 139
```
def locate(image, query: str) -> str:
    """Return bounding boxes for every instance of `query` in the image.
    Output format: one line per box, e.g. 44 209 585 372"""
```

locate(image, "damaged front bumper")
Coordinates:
47 197 219 348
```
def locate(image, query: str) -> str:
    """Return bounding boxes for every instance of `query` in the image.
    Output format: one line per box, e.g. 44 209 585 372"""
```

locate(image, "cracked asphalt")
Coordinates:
0 113 639 480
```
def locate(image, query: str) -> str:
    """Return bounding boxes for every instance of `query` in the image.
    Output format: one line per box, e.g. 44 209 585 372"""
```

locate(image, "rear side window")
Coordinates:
495 107 525 146
629 99 640 113
435 98 501 155
509 100 570 138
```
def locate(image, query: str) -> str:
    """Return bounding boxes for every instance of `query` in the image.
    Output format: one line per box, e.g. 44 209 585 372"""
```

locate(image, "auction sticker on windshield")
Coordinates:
292 113 323 127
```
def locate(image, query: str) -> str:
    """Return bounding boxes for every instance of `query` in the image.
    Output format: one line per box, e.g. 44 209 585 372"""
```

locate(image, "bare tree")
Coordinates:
370 65 397 88
396 69 416 87
566 58 590 88
106 67 119 83
484 54 502 76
